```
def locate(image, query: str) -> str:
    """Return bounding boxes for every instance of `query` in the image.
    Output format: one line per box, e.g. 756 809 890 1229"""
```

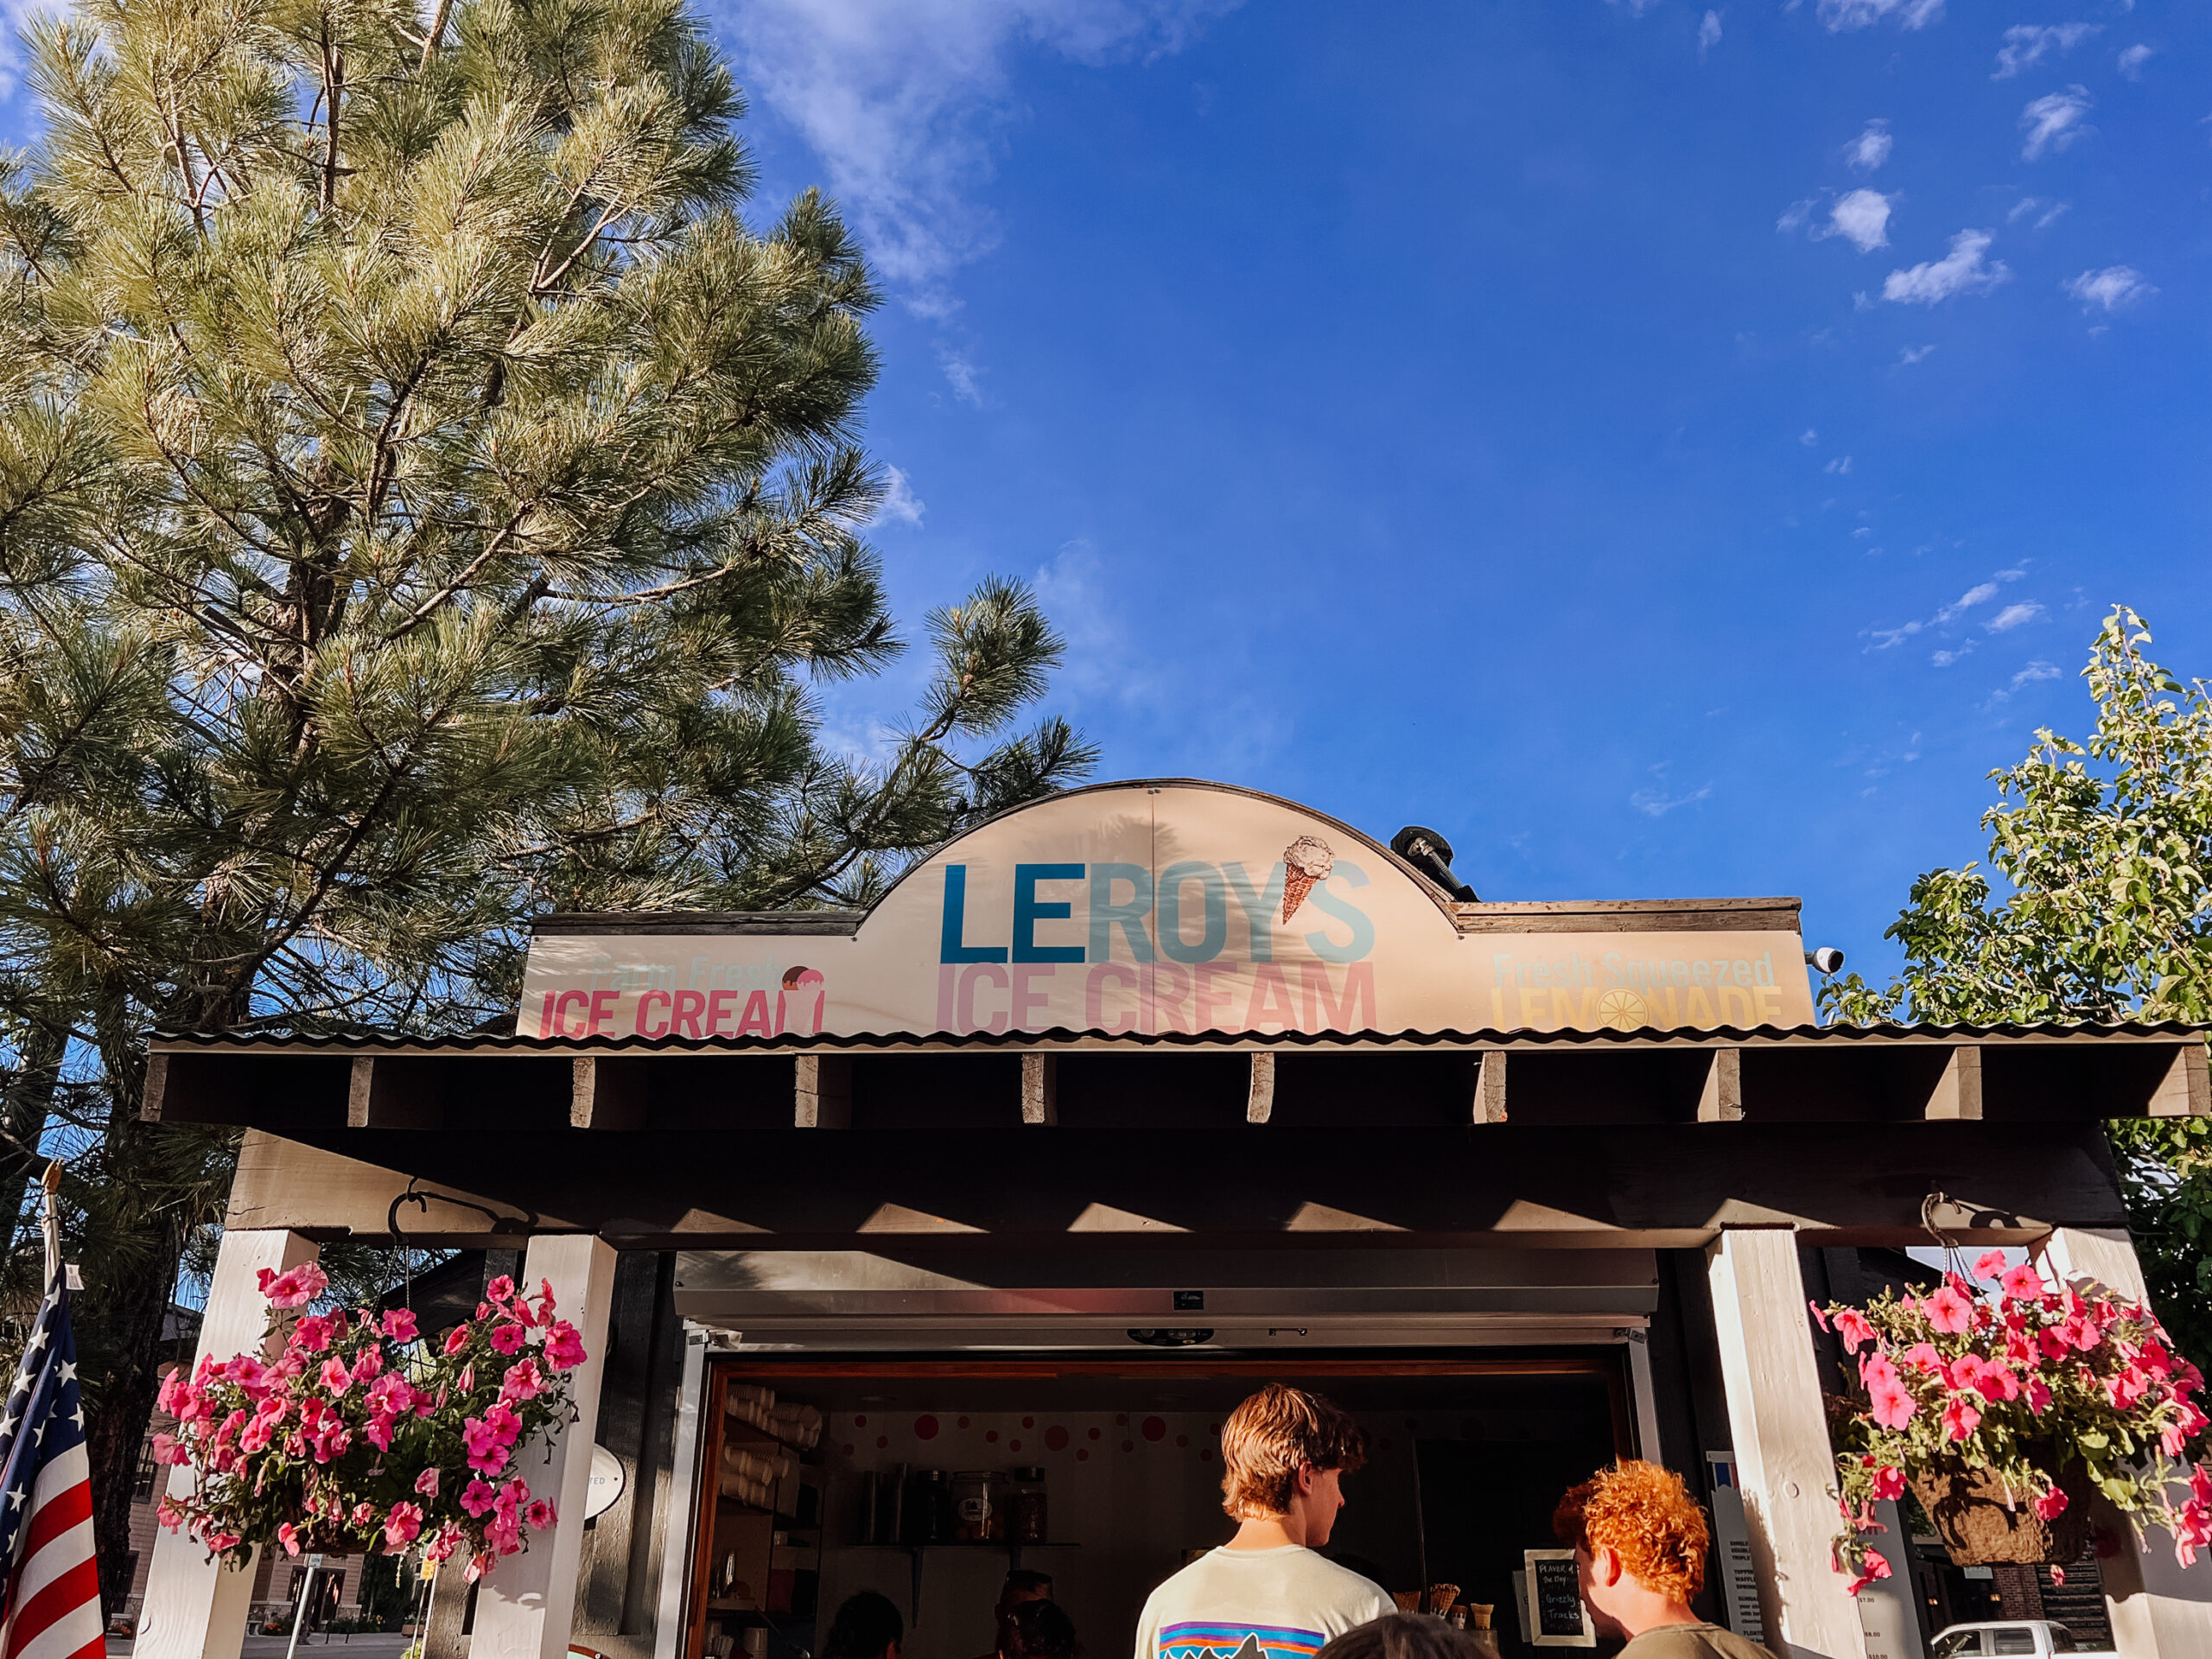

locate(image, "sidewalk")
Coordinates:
107 1637 416 1659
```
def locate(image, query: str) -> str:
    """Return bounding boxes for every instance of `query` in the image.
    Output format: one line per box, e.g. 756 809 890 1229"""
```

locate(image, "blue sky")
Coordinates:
8 0 2205 984
686 0 2209 982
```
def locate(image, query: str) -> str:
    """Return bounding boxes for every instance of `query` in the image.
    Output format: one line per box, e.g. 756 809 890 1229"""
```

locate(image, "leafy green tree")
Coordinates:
0 0 1090 1604
1824 607 2212 1367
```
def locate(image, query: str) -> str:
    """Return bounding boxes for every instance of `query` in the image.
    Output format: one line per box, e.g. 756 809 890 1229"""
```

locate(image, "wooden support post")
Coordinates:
138 1229 321 1659
2038 1229 2212 1658
571 1056 649 1129
1925 1046 1983 1120
346 1055 443 1128
1246 1052 1276 1124
1698 1048 1745 1122
1021 1053 1058 1125
1475 1050 1507 1123
2150 1043 2210 1118
473 1235 619 1659
1706 1226 1868 1659
794 1054 851 1128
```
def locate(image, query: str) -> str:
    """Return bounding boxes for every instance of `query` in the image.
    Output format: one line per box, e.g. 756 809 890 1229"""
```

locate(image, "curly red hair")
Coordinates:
1552 1461 1709 1603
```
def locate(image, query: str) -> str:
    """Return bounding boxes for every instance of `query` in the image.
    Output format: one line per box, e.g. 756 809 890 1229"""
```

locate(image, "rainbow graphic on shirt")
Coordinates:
1157 1624 1327 1659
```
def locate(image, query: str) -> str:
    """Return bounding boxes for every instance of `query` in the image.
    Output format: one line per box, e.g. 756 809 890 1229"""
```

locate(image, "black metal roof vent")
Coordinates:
1391 824 1478 901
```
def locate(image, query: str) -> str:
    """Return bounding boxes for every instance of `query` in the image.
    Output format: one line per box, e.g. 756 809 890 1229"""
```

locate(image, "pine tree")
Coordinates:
0 0 1091 1605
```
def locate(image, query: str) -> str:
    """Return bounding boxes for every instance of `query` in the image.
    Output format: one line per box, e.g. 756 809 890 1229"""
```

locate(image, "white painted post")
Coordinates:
471 1235 618 1659
652 1330 709 1659
1707 1226 1868 1659
139 1229 321 1659
2037 1227 2212 1659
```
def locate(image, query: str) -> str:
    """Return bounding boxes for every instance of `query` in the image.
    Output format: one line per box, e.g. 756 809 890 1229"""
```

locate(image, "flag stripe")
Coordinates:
10 1510 91 1615
14 1451 87 1567
6 1555 99 1659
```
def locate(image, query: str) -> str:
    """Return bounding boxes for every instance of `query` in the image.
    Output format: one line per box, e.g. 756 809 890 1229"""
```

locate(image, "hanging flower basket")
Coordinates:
1908 1449 2094 1567
1816 1251 2212 1595
153 1264 589 1586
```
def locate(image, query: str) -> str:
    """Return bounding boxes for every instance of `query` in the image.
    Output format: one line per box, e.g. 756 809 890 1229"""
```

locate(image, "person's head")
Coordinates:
1314 1613 1484 1659
995 1569 1054 1622
825 1591 904 1659
1552 1461 1710 1639
1220 1383 1369 1547
1000 1599 1077 1659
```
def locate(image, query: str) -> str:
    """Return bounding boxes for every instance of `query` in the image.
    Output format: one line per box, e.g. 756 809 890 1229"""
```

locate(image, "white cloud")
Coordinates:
873 465 926 526
1987 601 2043 632
1698 10 1722 57
2117 43 2155 79
1937 582 1999 621
1845 120 1893 171
2012 660 2061 688
1630 784 1713 817
1931 641 1976 667
1777 200 1816 234
2007 196 2069 229
1826 455 1853 474
1882 229 2010 304
938 346 986 405
2063 265 2155 312
1992 23 2098 80
715 0 1236 299
1898 344 1936 364
1801 429 1819 446
1818 188 1895 251
2020 87 2094 161
1817 0 1942 31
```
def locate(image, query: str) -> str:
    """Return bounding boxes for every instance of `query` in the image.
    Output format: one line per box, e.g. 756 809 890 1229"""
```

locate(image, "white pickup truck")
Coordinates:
1928 1621 2116 1658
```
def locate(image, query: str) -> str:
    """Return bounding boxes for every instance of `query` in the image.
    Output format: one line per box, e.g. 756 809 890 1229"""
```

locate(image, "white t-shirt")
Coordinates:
1133 1546 1395 1659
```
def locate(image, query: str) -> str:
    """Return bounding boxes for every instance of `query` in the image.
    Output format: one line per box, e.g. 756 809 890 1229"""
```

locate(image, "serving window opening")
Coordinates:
684 1357 1636 1659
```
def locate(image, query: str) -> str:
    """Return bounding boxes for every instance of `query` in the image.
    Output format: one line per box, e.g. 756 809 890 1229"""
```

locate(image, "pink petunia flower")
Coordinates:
461 1478 498 1518
383 1503 424 1552
351 1502 378 1528
486 1275 516 1305
544 1320 587 1370
526 1499 556 1530
1927 1286 1974 1334
1973 1249 2011 1283
1870 1378 1917 1429
1900 1343 1944 1374
1864 1459 1906 1503
382 1308 419 1343
500 1358 544 1405
257 1262 330 1308
461 1418 508 1476
488 1323 526 1357
1942 1397 1983 1441
2033 1487 2069 1521
1846 1552 1893 1597
484 1402 522 1446
2001 1264 2044 1301
319 1357 353 1395
278 1522 300 1556
416 1467 442 1497
1834 1308 1878 1352
444 1325 471 1357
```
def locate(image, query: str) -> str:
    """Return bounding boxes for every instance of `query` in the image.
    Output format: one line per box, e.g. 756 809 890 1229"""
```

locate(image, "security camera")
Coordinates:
1805 946 1846 976
1390 825 1478 901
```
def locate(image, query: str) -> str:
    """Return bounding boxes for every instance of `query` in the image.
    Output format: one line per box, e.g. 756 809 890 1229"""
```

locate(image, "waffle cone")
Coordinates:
1281 869 1319 923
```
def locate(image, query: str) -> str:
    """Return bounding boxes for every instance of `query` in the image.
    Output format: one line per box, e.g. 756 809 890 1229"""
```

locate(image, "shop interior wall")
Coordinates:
804 1382 1622 1659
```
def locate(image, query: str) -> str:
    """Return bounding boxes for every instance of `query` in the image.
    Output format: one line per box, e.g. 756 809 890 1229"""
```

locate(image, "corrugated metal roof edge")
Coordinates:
146 1019 2209 1055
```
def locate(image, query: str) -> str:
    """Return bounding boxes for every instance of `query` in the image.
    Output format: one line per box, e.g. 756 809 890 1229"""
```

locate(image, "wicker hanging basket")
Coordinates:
1908 1454 2094 1567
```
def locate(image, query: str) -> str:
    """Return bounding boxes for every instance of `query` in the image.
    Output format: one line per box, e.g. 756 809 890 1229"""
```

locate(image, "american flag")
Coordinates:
0 1273 101 1659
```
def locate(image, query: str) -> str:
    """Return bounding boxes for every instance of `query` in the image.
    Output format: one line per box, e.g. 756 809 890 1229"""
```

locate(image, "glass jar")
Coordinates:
952 1471 995 1542
1008 1466 1048 1544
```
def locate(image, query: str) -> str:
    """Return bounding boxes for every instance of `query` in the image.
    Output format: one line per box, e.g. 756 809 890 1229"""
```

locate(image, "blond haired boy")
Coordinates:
1133 1386 1393 1659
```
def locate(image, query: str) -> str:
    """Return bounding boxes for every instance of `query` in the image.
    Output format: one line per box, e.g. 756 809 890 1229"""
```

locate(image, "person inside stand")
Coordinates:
1552 1462 1778 1659
1315 1613 1484 1659
971 1569 1056 1659
1001 1599 1080 1659
825 1591 906 1659
1133 1384 1394 1659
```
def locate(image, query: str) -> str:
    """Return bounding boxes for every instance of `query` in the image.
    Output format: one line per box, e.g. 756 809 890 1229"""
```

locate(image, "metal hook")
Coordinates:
387 1179 536 1309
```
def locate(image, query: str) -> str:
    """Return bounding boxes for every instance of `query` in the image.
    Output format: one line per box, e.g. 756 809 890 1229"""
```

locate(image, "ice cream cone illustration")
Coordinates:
1281 836 1334 923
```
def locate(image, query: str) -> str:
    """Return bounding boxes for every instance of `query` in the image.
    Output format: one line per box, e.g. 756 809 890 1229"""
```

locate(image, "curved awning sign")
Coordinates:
520 781 1816 1039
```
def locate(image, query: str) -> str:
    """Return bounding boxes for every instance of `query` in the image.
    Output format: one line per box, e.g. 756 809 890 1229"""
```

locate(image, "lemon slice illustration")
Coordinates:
1594 988 1649 1031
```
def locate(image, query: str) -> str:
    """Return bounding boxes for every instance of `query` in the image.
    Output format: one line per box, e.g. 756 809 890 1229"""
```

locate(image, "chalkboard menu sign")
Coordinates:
1522 1549 1595 1649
